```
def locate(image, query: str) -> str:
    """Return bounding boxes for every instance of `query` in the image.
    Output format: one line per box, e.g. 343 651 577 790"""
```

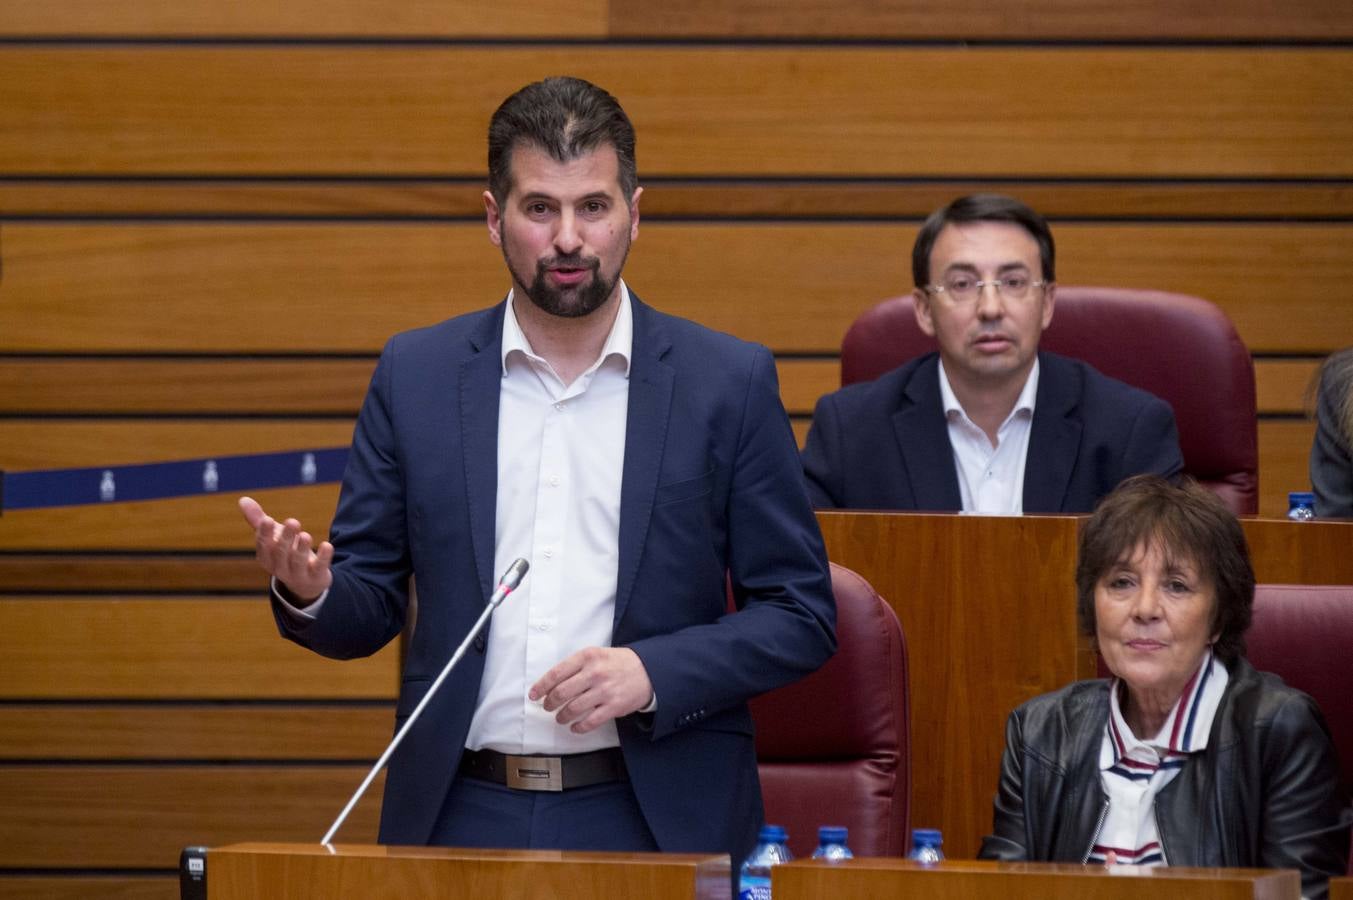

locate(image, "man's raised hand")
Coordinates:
238 496 334 604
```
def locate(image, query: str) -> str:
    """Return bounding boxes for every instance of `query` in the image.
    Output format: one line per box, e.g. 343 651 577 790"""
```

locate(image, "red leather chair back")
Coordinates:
840 288 1258 514
1247 585 1353 806
1249 584 1353 873
750 562 910 858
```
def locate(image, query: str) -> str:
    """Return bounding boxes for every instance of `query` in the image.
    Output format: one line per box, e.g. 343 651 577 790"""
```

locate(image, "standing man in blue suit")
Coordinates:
238 77 835 867
802 194 1183 512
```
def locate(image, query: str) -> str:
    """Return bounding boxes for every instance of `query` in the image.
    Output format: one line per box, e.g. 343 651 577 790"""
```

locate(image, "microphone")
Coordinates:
320 558 529 845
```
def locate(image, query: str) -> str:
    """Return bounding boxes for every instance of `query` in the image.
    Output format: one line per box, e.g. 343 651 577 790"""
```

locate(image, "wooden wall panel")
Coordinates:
1255 359 1322 415
1 48 1349 177
610 0 1353 40
1 0 606 37
3 223 1349 354
0 767 382 867
0 597 398 699
1258 419 1319 518
0 705 392 759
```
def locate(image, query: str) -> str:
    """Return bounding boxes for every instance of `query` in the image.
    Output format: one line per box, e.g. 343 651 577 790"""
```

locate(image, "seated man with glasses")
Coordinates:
802 193 1183 513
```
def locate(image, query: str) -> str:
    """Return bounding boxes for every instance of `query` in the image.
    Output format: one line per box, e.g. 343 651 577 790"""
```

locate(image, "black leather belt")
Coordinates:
458 747 628 792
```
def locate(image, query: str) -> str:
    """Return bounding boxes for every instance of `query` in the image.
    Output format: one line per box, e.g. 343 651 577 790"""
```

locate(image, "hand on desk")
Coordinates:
239 496 334 604
531 647 654 734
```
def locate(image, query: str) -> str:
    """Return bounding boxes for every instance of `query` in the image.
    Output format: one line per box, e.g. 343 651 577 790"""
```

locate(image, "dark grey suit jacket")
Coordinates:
801 351 1183 512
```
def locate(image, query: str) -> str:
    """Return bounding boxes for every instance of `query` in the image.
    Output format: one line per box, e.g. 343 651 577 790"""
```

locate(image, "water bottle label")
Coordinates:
737 875 771 900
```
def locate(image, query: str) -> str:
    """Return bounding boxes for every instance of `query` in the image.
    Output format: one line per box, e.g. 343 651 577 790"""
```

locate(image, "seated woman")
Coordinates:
979 475 1351 898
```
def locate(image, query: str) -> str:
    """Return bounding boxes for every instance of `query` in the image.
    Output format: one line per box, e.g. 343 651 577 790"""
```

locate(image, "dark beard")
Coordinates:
505 244 629 319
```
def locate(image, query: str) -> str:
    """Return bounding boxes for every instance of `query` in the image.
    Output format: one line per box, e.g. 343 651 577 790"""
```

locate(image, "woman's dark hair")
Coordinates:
1076 475 1254 663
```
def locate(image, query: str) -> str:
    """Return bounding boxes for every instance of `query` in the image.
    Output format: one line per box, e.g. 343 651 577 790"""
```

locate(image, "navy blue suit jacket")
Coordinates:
273 295 836 863
801 351 1183 512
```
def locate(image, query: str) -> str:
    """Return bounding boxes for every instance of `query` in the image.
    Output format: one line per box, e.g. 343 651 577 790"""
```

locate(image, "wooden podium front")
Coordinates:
207 843 729 899
816 511 1353 859
772 858 1301 899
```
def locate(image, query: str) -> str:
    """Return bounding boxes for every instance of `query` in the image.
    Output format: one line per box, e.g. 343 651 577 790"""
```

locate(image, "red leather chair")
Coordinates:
840 288 1258 514
750 562 910 858
1247 583 1353 871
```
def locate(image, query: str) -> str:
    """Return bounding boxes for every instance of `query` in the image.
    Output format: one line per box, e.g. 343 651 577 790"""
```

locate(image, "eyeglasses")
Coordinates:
925 274 1047 303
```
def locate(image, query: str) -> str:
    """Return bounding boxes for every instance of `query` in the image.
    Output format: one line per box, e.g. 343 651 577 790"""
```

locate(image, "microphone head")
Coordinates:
500 558 529 591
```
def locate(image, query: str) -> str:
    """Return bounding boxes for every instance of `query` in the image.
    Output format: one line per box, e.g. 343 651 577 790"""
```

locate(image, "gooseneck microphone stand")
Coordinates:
320 558 529 845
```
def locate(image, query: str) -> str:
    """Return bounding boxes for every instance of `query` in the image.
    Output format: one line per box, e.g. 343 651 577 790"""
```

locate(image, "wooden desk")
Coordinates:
816 512 1353 859
773 858 1300 900
1329 876 1353 900
207 843 729 899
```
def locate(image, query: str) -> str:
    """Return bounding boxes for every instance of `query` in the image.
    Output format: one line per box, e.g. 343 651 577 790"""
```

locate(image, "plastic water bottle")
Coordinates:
810 825 854 861
739 824 792 900
909 828 944 864
1287 491 1316 521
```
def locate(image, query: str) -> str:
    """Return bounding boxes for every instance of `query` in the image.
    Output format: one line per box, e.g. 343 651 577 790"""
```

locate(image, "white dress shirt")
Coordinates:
465 286 632 755
938 359 1039 514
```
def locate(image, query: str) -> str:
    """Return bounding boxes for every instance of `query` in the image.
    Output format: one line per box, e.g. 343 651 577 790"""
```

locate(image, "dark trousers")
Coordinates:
427 775 660 852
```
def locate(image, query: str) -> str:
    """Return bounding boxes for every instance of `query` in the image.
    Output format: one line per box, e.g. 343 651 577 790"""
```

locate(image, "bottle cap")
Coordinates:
912 828 942 846
1288 491 1316 506
758 824 788 843
817 826 848 844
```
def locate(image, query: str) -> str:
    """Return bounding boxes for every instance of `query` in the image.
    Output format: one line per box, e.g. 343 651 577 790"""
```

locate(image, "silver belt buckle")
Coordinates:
505 755 563 791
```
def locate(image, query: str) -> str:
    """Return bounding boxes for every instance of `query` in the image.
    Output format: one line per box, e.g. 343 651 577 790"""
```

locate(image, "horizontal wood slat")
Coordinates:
0 358 379 415
0 488 338 551
0 419 354 470
0 597 398 699
1 0 605 37
0 355 1320 416
609 0 1353 40
2 0 1349 40
5 179 1353 220
0 704 392 759
2 223 1349 353
1 48 1349 177
0 876 174 900
0 554 262 593
0 766 382 867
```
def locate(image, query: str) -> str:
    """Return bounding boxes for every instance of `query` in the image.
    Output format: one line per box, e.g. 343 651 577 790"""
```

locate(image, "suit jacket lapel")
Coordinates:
460 302 507 600
894 357 963 510
1023 353 1082 513
615 295 673 627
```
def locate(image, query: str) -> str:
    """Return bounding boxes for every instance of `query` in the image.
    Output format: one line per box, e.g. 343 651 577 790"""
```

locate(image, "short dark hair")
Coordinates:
911 193 1056 289
1076 475 1254 664
487 76 637 206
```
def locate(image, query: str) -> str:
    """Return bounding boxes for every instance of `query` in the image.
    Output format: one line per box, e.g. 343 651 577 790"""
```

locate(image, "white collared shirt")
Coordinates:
1090 650 1229 866
938 359 1039 514
464 285 633 755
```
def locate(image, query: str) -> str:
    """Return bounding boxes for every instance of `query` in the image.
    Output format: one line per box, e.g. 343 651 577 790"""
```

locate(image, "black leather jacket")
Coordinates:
979 657 1351 899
